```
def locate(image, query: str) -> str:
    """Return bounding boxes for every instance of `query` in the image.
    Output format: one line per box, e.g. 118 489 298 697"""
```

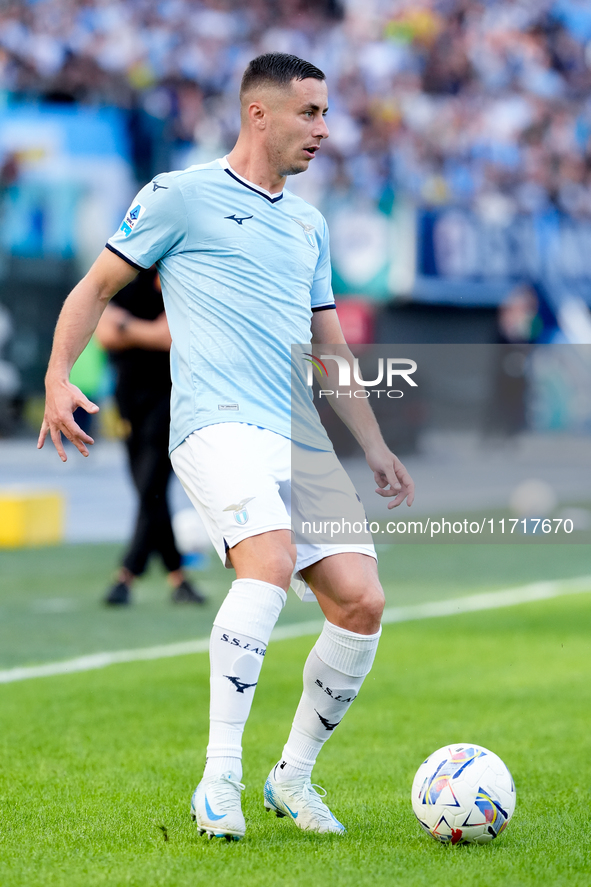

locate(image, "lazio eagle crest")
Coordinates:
223 497 255 525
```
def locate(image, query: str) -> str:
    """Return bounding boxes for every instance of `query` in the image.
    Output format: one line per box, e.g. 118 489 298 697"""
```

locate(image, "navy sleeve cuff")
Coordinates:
105 243 147 271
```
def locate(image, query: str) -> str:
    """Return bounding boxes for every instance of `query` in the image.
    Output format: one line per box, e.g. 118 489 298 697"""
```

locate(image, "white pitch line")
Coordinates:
1 575 590 686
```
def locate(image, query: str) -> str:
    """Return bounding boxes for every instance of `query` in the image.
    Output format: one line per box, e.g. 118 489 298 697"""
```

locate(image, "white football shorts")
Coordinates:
170 423 376 602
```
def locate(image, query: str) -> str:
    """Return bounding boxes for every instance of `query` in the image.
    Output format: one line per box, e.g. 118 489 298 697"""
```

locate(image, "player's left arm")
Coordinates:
311 307 414 508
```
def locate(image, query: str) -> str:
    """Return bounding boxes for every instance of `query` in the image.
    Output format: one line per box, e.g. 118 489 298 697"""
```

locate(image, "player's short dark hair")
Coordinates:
240 53 325 99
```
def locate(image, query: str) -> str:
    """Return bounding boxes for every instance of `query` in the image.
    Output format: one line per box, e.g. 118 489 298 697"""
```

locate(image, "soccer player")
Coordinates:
39 53 414 839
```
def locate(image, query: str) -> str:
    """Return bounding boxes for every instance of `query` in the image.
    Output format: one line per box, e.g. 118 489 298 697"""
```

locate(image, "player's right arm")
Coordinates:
38 248 138 462
41 172 187 460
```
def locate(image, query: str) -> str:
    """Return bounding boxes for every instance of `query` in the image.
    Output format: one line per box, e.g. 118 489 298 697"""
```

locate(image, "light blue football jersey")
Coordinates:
107 157 335 454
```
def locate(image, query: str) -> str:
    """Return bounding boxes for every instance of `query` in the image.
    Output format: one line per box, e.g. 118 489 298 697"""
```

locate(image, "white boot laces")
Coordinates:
299 782 332 819
215 773 245 807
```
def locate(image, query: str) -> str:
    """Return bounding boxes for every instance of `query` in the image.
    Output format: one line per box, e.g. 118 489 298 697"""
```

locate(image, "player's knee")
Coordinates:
359 586 385 629
230 532 296 590
263 547 296 589
339 585 384 634
240 543 295 590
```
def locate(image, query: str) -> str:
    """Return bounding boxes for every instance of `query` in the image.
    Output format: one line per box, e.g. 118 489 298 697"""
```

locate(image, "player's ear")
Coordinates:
247 101 267 129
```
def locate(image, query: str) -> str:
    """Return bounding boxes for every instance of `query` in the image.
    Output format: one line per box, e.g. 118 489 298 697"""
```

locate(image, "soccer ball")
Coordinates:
411 743 516 845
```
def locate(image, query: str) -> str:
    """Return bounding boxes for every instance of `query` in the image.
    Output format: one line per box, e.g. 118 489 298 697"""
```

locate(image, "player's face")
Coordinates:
267 78 329 177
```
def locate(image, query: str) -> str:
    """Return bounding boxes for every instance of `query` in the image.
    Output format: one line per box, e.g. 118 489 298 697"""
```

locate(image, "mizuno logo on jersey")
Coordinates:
152 182 168 191
119 202 146 237
292 218 315 246
225 214 254 225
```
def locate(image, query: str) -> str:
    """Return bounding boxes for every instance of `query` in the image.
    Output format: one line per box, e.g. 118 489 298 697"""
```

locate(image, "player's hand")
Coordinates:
37 378 99 462
366 445 415 509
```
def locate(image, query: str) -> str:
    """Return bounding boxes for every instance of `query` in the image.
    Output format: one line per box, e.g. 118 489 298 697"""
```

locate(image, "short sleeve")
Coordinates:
310 216 335 311
106 173 187 270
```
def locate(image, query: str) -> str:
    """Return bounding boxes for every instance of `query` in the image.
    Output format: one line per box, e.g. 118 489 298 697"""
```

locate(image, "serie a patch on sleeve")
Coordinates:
119 202 146 237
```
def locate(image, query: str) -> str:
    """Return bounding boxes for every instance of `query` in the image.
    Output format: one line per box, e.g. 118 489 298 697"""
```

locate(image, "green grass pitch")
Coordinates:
2 541 591 669
1 544 590 885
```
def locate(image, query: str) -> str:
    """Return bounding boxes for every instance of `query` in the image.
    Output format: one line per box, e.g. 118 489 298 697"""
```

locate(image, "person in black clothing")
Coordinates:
95 267 205 606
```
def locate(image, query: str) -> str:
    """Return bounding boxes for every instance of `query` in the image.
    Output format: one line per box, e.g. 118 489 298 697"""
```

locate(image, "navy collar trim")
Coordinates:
222 166 284 204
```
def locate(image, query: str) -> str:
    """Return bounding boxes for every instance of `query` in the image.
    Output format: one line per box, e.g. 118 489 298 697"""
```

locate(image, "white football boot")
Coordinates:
190 771 246 841
264 765 346 834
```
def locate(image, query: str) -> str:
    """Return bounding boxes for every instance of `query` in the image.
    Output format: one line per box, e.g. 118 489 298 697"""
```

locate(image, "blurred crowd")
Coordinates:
1 0 591 216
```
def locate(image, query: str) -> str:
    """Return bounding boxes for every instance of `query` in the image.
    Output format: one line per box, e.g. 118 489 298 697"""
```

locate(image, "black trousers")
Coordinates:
117 387 182 578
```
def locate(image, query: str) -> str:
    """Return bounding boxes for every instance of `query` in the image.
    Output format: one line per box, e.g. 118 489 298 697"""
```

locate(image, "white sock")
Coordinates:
275 620 381 783
203 578 286 781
